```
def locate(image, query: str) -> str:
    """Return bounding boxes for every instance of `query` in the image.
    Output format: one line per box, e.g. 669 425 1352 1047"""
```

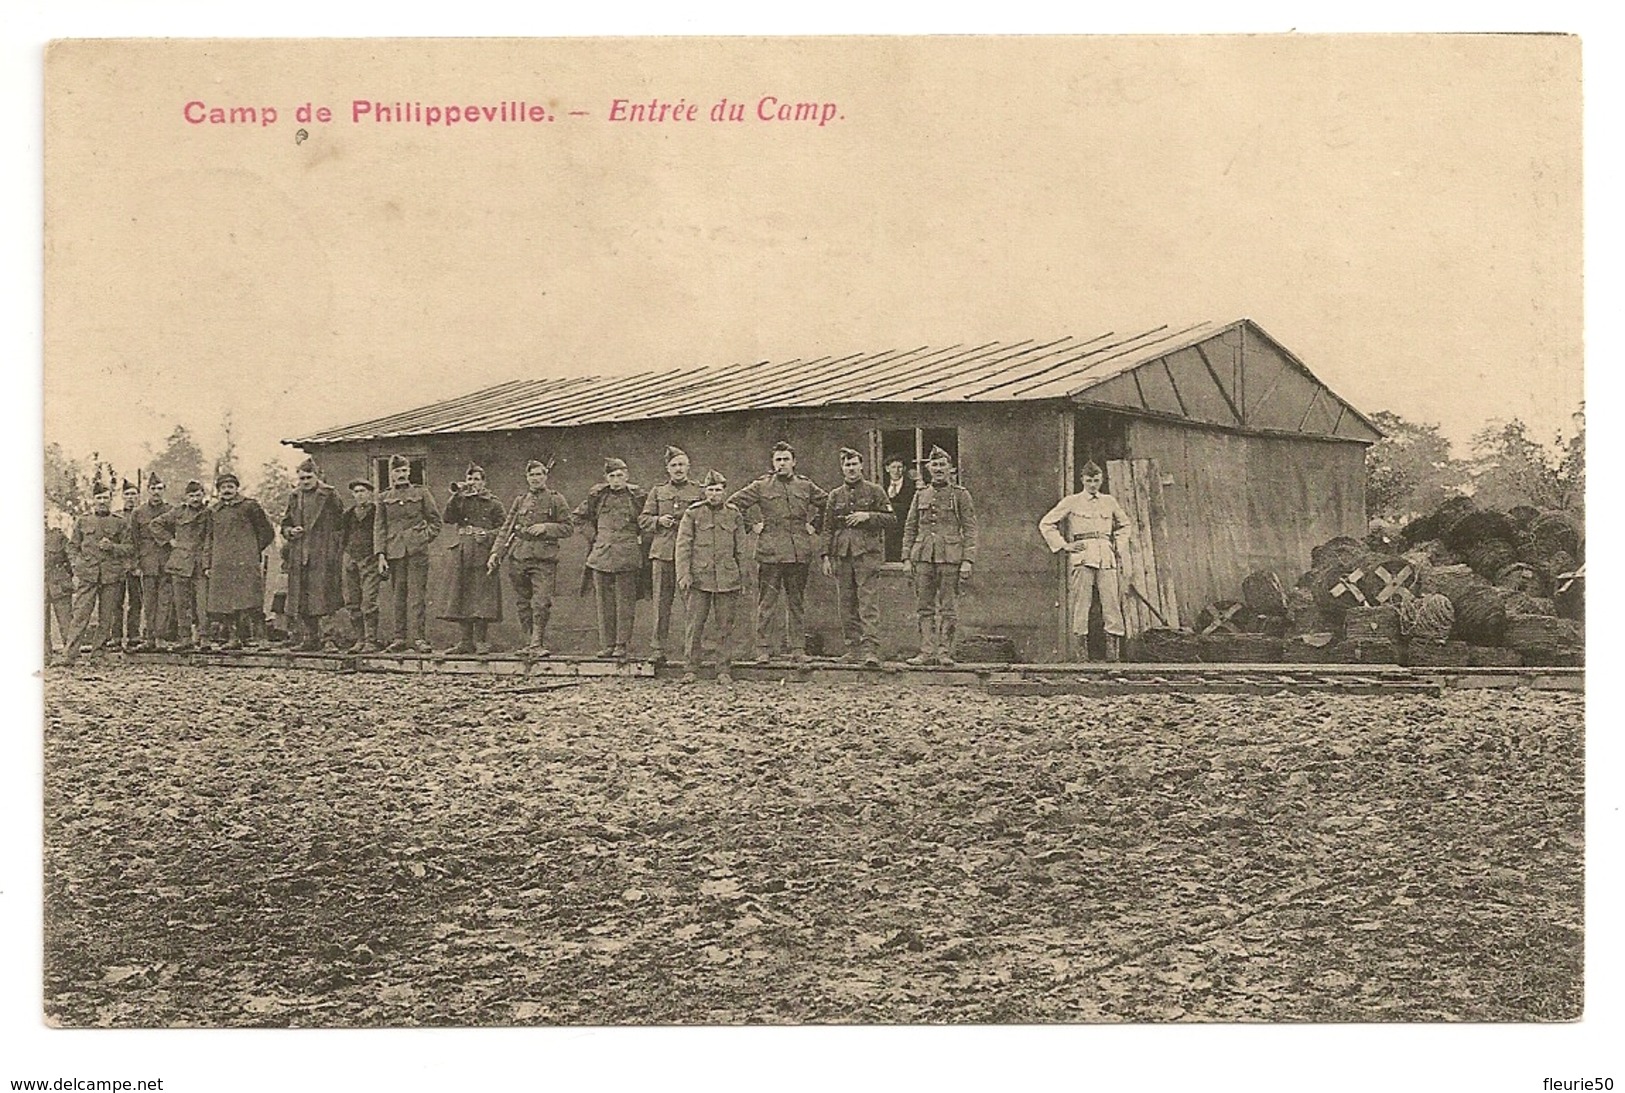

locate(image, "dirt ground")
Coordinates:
41 665 1583 1026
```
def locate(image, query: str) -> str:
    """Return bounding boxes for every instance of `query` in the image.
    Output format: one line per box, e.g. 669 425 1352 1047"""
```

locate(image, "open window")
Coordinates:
873 426 959 563
373 455 427 491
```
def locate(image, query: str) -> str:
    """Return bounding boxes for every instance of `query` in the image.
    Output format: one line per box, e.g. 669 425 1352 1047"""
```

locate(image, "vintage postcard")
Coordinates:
35 28 1586 1084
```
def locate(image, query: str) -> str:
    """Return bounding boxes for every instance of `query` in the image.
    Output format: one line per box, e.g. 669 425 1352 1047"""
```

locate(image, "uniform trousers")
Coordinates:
109 574 141 643
342 556 381 632
62 581 119 652
684 589 738 670
508 560 558 645
756 561 810 654
913 561 961 653
385 553 430 642
169 575 209 637
833 553 882 654
651 559 682 656
592 568 639 651
140 574 176 641
1069 563 1125 637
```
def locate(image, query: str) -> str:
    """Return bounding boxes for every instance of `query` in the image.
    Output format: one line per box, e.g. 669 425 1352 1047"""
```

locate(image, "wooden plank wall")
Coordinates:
1106 459 1180 638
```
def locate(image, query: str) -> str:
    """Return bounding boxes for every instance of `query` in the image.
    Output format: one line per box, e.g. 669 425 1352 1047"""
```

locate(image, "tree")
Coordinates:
214 410 239 480
44 442 88 513
1364 410 1467 522
254 457 296 510
145 425 205 491
1467 418 1566 512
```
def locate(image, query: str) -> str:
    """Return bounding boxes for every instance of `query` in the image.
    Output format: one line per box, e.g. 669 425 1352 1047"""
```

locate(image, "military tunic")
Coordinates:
130 500 175 642
60 510 136 655
493 487 572 647
374 483 443 646
824 479 897 657
727 472 829 657
676 499 747 670
440 489 506 621
640 479 704 657
573 483 647 652
155 502 212 637
1039 490 1132 638
45 526 74 652
901 482 980 659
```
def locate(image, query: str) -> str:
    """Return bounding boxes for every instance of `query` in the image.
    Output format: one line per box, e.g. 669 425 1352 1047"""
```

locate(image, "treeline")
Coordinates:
45 415 296 516
1365 407 1584 528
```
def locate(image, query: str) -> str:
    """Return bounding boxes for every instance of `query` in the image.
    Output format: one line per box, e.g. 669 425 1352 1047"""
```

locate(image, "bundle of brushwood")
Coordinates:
1242 570 1289 617
1453 586 1511 645
1137 628 1203 663
1397 593 1455 641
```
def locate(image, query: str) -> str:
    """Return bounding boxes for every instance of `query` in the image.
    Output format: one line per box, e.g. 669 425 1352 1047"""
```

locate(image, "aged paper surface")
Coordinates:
26 28 1605 1092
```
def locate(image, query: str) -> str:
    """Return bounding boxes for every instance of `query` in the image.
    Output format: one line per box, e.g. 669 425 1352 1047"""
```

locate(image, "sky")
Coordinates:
43 35 1582 483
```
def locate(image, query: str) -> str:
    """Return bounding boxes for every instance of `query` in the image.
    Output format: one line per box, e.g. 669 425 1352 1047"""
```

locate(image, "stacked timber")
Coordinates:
1405 639 1471 667
956 634 1017 663
1344 605 1401 641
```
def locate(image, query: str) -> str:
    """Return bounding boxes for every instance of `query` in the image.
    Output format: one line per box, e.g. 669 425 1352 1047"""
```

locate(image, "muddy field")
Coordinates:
41 665 1583 1025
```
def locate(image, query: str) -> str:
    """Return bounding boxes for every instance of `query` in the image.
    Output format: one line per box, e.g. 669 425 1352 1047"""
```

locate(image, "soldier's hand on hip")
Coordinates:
486 558 499 575
960 562 974 581
659 515 675 528
524 523 547 536
377 557 390 577
821 558 833 578
1064 541 1088 554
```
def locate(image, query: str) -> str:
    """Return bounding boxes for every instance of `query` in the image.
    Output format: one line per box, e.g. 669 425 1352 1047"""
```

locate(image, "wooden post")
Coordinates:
1058 408 1075 660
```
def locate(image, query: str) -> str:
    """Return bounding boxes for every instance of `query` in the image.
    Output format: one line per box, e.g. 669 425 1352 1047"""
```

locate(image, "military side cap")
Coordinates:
465 461 484 477
121 478 138 492
928 446 954 464
664 445 687 463
296 456 318 474
525 458 554 473
701 469 727 486
604 457 628 474
147 472 165 488
215 471 240 487
1080 460 1104 477
184 479 204 493
838 446 863 462
388 454 411 471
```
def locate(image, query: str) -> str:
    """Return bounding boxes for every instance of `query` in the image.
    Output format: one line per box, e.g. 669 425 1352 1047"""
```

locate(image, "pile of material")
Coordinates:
1128 494 1582 667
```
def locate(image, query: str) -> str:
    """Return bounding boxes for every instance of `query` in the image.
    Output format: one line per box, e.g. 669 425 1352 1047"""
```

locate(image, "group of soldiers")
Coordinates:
47 442 1138 673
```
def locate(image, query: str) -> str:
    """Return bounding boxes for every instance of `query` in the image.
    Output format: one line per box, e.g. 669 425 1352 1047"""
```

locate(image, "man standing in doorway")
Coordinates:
728 441 828 664
901 446 978 666
821 447 896 666
882 457 914 562
375 454 443 653
1039 461 1132 662
639 445 703 665
491 459 573 656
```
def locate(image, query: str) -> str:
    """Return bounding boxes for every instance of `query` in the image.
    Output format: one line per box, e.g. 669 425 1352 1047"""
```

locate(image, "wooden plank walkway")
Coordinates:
86 650 1583 694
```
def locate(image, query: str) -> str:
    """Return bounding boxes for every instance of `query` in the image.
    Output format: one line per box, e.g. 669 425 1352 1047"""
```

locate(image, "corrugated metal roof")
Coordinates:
289 319 1377 444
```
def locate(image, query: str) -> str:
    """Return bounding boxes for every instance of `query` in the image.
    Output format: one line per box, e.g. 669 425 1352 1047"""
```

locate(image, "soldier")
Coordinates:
639 445 704 664
489 459 572 656
129 474 175 650
727 441 829 663
340 479 381 652
901 446 979 666
155 480 211 650
56 483 134 663
44 513 75 656
1039 460 1132 662
206 471 275 650
820 447 897 666
676 469 745 684
440 462 506 654
280 456 347 652
572 457 647 658
374 454 443 653
107 479 143 648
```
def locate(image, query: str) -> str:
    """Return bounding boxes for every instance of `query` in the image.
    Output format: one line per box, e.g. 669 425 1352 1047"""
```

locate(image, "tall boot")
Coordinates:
1074 635 1092 663
361 611 380 653
473 619 491 655
299 616 322 652
1105 635 1122 663
938 620 957 666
